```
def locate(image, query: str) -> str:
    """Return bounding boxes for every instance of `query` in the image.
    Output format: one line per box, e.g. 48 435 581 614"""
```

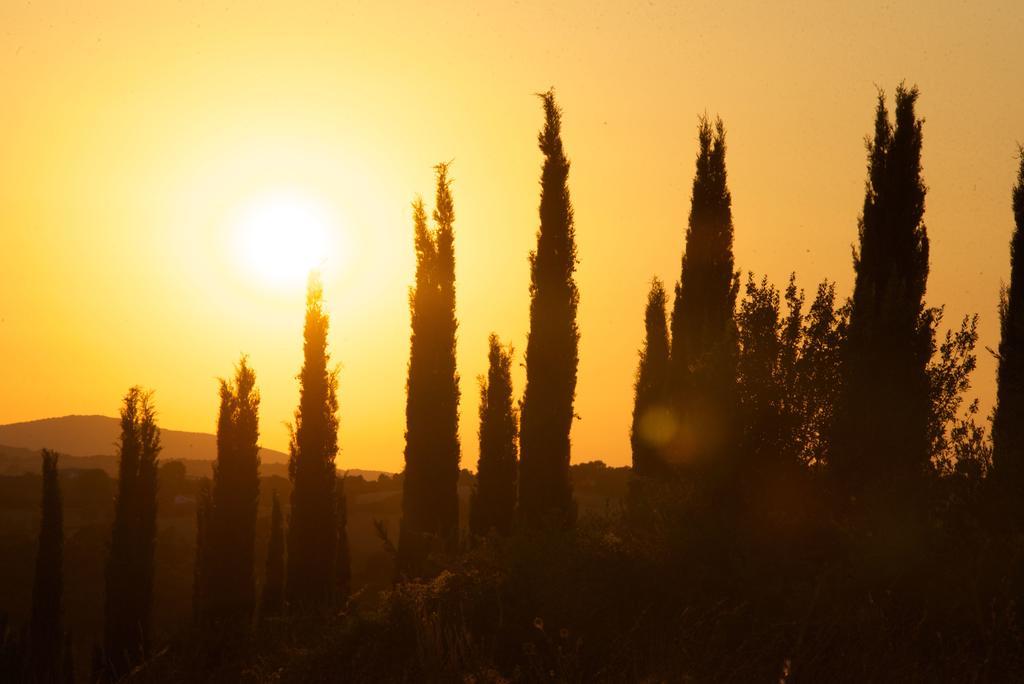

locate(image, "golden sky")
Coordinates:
1 1 1022 472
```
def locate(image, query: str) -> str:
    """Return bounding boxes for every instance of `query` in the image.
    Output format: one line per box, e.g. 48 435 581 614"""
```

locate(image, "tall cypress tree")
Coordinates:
832 85 932 494
519 90 580 525
104 387 160 677
470 335 518 537
286 273 339 611
29 449 63 683
205 357 261 627
260 491 285 619
668 116 739 471
335 485 351 603
993 153 1024 501
400 163 461 568
631 279 672 478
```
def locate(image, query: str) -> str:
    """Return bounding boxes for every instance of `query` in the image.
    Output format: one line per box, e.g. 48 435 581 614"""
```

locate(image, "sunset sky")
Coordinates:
1 1 1022 473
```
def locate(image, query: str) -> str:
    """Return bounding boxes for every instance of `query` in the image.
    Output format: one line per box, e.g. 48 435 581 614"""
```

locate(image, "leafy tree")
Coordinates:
794 282 847 467
669 116 739 473
519 90 580 525
286 273 340 611
735 275 802 472
29 449 63 682
400 163 461 569
993 152 1024 501
631 279 672 478
104 387 160 677
832 85 934 496
470 335 518 537
204 357 261 628
260 491 285 619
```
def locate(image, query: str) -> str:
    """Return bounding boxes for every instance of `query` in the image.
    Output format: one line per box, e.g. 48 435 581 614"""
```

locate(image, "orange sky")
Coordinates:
1 1 1022 472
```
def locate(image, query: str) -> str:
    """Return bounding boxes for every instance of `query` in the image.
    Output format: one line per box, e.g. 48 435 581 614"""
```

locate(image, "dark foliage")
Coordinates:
668 116 740 474
336 484 351 603
832 85 933 500
470 335 519 537
260 491 285 620
286 274 340 611
103 387 160 677
519 90 580 526
630 279 672 478
29 450 64 683
400 163 462 570
198 357 261 629
993 152 1024 507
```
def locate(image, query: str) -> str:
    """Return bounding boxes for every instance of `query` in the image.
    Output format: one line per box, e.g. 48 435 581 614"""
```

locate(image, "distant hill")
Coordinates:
0 414 290 463
0 415 387 479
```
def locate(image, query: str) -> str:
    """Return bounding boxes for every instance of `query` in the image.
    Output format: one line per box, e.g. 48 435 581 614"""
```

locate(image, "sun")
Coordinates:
230 190 336 290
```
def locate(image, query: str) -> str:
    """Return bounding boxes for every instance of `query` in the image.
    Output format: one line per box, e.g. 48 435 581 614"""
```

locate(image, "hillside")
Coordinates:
0 415 386 480
0 414 288 461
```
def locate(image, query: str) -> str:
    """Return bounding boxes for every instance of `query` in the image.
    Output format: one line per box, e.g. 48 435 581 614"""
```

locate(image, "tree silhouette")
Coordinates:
669 116 739 473
631 279 672 478
335 484 351 603
203 357 261 628
286 273 339 611
260 491 285 619
735 274 803 472
400 163 461 570
470 335 518 537
794 281 847 466
103 387 160 677
519 90 579 526
992 151 1024 503
832 85 933 496
29 449 63 683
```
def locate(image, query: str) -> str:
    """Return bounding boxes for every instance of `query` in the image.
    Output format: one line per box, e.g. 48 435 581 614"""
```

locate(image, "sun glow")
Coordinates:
231 191 337 290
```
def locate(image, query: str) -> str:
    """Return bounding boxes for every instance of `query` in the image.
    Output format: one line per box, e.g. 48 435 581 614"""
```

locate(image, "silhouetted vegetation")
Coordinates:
400 163 462 573
102 387 160 679
669 116 739 477
519 90 580 527
630 278 671 479
470 335 518 538
193 357 261 630
6 85 1024 682
993 151 1024 508
286 274 342 612
29 450 64 683
832 85 933 507
260 491 285 620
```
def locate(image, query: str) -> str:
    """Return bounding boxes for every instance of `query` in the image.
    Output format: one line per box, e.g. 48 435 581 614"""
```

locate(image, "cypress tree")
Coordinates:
832 85 933 495
286 273 339 611
519 90 580 525
104 387 160 677
992 152 1024 500
260 491 285 619
631 279 672 478
29 449 63 683
470 335 518 537
668 116 739 471
399 163 461 568
335 485 351 604
205 357 261 627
